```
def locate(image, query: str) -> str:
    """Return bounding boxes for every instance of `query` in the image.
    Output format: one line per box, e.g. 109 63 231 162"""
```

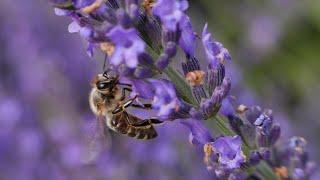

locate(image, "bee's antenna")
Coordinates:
101 56 117 78
103 68 112 78
102 54 107 72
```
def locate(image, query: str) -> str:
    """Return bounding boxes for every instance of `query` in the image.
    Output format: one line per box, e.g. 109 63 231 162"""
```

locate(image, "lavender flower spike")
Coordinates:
107 25 145 68
212 136 245 170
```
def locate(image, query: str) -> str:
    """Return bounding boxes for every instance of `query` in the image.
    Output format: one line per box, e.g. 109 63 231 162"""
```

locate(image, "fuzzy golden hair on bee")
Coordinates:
89 88 106 116
90 75 100 87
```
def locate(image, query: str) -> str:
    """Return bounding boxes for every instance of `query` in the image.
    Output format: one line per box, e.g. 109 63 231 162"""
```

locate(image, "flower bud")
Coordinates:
164 42 177 58
248 151 261 166
116 9 132 28
182 57 201 75
156 54 170 71
258 148 271 160
269 124 281 146
206 63 225 95
245 106 262 125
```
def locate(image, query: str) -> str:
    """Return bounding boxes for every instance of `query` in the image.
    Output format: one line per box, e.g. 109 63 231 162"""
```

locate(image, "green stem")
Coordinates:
257 162 280 180
164 66 279 180
163 66 197 106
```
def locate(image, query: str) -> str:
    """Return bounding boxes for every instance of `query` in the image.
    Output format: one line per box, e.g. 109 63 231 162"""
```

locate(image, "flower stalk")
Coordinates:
167 67 278 179
163 67 197 106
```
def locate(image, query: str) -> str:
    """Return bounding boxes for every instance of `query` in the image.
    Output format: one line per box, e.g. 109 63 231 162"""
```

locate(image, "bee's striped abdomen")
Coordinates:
111 112 157 140
126 125 157 140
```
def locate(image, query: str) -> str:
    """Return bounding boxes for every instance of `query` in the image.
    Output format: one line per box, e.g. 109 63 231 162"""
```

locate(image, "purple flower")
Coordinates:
107 26 145 68
153 0 189 31
164 42 177 58
212 136 245 169
67 20 112 43
200 91 222 117
73 0 96 9
181 119 214 146
127 78 156 99
179 15 196 56
254 113 273 135
156 53 170 70
68 21 82 33
50 0 95 9
127 78 190 120
205 63 225 95
220 96 236 118
275 137 317 179
245 106 263 124
202 23 231 67
151 80 180 118
54 7 73 16
199 79 231 118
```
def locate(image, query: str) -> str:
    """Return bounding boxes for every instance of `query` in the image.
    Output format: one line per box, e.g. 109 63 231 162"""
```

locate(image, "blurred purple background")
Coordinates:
1 0 320 179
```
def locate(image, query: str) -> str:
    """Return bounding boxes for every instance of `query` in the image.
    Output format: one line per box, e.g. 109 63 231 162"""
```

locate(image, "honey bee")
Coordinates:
89 71 162 140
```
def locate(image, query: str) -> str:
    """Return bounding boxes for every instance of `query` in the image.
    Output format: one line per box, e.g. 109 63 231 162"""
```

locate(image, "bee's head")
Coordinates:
92 71 119 93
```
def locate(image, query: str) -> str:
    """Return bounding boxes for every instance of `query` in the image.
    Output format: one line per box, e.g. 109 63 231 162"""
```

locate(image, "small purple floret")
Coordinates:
202 23 231 67
179 16 196 56
212 136 245 169
181 119 214 146
107 26 145 68
153 0 189 31
151 80 179 117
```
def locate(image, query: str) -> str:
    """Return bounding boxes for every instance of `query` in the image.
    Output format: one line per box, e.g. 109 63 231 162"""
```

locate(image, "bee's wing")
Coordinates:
82 115 111 164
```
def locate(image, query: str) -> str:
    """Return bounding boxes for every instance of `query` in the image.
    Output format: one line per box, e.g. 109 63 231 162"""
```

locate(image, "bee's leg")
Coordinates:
131 103 152 109
149 118 164 125
120 87 132 101
112 96 137 114
132 118 164 127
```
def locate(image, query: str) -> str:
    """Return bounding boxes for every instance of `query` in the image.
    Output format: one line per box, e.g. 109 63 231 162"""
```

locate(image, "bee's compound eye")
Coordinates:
97 82 109 90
